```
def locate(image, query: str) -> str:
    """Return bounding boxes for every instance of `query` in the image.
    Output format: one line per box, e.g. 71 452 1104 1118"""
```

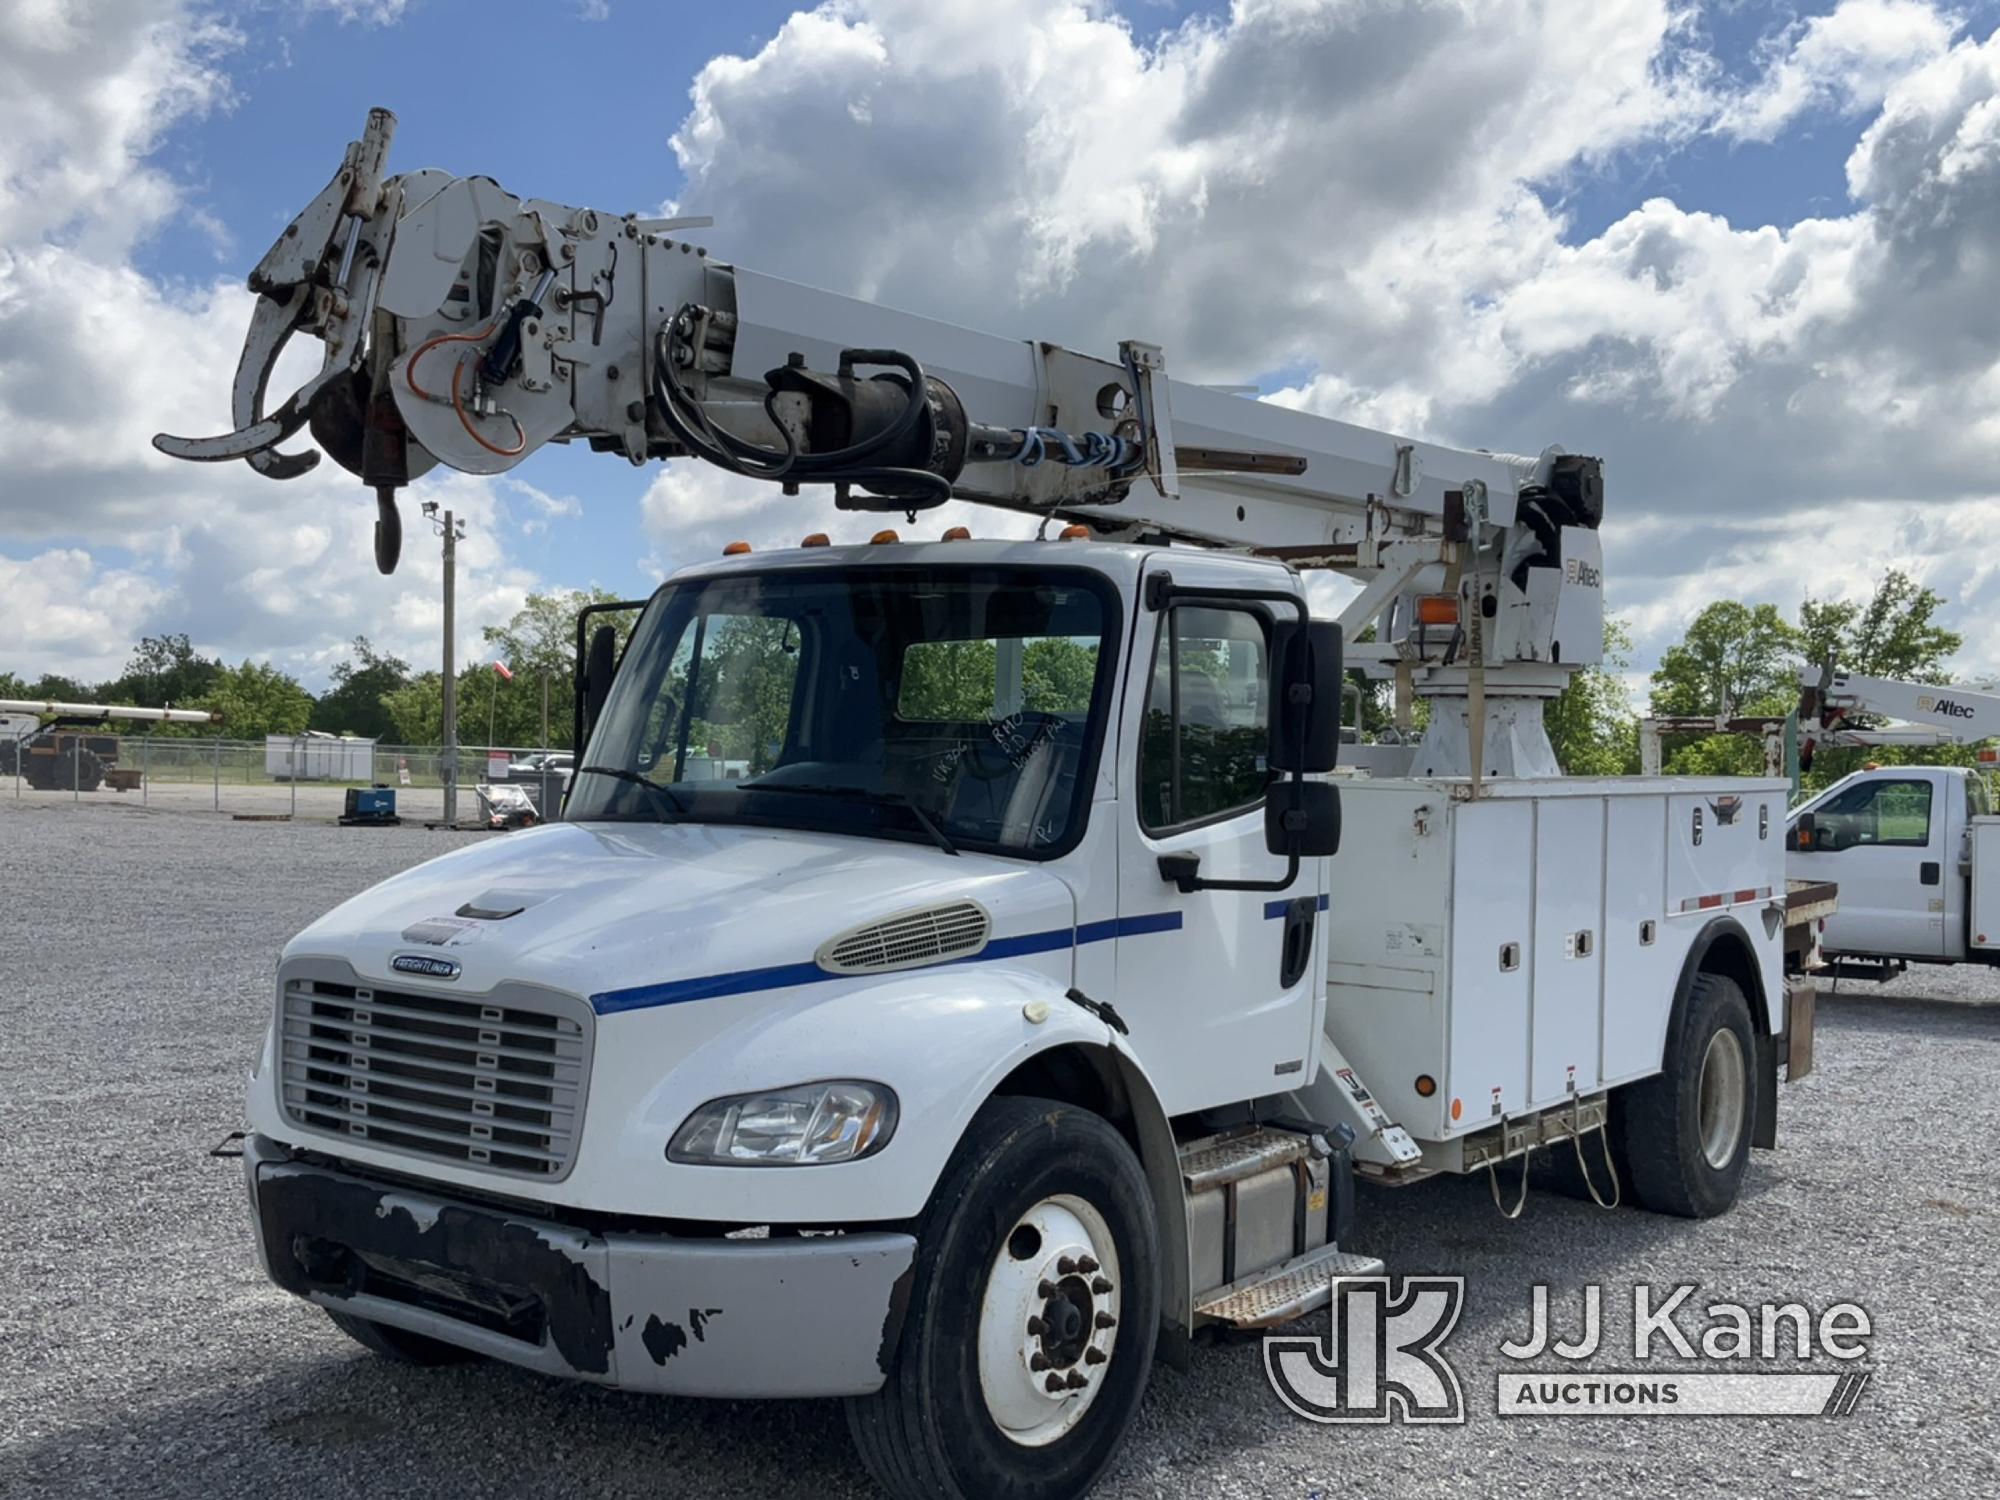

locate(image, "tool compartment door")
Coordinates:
1446 798 1533 1127
1529 797 1605 1106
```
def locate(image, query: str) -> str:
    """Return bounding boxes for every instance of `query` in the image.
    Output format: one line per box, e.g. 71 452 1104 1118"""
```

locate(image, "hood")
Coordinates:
285 820 1078 1006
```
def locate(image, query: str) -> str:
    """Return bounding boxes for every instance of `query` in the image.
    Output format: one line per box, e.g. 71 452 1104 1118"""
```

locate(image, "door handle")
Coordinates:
1278 896 1316 988
1920 861 1941 886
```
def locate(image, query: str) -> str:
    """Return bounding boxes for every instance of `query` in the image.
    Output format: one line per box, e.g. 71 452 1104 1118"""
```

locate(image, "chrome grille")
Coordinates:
279 977 590 1179
816 900 991 974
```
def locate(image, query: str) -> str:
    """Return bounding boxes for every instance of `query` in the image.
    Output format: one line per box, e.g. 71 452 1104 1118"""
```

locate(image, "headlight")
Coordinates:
668 1080 898 1166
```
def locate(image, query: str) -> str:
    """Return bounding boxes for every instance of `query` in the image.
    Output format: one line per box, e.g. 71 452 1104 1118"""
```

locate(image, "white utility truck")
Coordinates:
159 112 1811 1499
1789 668 2000 967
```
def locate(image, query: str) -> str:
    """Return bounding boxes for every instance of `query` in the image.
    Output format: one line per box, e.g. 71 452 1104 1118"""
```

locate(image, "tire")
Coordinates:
325 1308 481 1366
847 1097 1160 1500
1616 972 1758 1219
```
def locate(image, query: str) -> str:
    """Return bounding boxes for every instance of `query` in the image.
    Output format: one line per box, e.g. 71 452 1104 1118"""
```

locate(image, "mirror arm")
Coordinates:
1159 850 1300 894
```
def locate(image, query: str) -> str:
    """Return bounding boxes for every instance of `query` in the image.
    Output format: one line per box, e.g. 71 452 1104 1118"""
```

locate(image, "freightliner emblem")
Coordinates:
391 953 462 980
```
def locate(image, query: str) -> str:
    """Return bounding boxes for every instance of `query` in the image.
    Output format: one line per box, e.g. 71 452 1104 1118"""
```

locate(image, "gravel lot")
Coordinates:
2 800 1995 1499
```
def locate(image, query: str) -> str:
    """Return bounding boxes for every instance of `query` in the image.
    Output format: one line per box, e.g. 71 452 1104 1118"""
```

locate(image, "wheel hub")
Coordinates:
978 1195 1122 1447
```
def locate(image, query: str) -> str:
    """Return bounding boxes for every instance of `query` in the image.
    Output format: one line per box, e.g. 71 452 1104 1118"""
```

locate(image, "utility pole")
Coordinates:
424 502 467 825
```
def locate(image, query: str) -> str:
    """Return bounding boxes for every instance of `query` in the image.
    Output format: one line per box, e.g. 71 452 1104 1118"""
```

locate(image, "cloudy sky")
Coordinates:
3 0 1999 693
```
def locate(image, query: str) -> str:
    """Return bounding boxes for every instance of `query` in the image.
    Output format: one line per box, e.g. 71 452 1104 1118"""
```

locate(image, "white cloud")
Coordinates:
0 0 570 690
1718 0 1959 142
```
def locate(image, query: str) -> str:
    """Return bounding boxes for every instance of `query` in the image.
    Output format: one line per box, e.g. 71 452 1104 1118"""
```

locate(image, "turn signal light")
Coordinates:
722 540 752 556
1414 1074 1437 1098
870 529 900 544
941 526 972 541
1059 525 1090 541
800 532 830 548
1413 594 1459 626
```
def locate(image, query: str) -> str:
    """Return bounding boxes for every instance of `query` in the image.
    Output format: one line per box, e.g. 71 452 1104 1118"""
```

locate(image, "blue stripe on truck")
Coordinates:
591 910 1185 1015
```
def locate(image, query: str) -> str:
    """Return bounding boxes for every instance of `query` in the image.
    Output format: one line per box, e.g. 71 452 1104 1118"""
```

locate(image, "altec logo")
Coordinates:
1563 558 1602 588
1916 694 1977 719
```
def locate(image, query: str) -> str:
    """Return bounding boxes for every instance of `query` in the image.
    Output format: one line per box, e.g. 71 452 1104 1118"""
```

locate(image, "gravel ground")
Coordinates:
1 800 1995 1499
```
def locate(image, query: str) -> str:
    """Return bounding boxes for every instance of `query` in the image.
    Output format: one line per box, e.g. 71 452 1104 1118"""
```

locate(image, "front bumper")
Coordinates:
245 1135 916 1398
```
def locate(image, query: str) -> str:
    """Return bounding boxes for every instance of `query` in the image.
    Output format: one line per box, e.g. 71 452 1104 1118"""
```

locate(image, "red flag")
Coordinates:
491 661 514 681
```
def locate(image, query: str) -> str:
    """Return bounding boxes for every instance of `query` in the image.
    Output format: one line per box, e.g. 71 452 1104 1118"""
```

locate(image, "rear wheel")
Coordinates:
847 1096 1160 1500
325 1308 480 1366
1617 972 1758 1218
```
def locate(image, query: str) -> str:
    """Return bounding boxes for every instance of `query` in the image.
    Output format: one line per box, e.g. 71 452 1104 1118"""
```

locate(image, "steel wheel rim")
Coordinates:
1697 1028 1747 1168
975 1193 1121 1448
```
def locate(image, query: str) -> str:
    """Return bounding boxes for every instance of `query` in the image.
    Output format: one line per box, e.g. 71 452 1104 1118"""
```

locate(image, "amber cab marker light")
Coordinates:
800 532 830 548
722 540 752 556
941 526 972 541
1414 594 1459 626
1414 1074 1437 1098
1059 524 1090 541
870 529 900 544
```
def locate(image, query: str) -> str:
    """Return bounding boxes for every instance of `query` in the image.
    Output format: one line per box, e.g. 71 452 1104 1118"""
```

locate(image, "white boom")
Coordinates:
154 108 1606 780
1798 667 2000 753
0 699 221 728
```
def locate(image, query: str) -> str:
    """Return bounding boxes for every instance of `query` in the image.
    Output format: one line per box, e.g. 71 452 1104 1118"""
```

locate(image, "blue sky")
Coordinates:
8 0 2000 691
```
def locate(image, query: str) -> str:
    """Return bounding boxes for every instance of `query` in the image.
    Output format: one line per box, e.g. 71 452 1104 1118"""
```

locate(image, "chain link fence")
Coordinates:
3 732 569 826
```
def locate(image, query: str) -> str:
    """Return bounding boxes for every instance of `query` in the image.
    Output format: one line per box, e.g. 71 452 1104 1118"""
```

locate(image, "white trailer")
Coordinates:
265 731 376 782
159 112 1809 1500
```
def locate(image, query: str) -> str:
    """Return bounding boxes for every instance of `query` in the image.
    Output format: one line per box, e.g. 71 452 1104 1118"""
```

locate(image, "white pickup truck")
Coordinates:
1789 764 2000 965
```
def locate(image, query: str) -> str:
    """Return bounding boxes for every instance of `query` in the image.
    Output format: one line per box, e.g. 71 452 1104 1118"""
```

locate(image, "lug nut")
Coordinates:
1091 1276 1113 1295
1026 1316 1044 1336
1030 1353 1049 1372
1065 1371 1089 1390
1085 1347 1107 1365
1077 1255 1099 1274
1044 1373 1066 1394
1038 1280 1058 1299
1056 1257 1077 1275
1095 1312 1117 1329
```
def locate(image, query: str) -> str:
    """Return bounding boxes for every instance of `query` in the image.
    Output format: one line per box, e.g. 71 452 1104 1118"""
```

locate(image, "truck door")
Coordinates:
1794 771 1948 958
1113 558 1323 1115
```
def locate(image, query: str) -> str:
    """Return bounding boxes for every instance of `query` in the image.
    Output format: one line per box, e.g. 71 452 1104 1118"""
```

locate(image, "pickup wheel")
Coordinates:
1617 971 1758 1219
847 1096 1160 1500
324 1309 479 1366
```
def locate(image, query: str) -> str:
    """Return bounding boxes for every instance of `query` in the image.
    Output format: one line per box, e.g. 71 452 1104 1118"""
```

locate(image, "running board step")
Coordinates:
1194 1244 1386 1328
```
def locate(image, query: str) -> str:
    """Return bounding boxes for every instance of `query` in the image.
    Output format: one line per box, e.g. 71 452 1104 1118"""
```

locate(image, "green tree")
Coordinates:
106 633 222 710
311 636 411 739
1649 601 1800 718
193 660 314 739
476 587 637 748
1545 616 1639 775
1798 570 1960 682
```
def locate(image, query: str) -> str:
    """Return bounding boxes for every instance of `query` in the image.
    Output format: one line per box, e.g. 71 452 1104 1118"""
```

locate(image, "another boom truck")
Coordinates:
157 112 1809 1498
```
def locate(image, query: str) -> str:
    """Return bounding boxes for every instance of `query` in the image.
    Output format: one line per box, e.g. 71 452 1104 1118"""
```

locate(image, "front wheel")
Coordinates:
1616 971 1758 1218
847 1096 1160 1500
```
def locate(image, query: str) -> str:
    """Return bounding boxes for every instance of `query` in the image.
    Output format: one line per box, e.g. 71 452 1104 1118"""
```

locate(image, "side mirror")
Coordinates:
1787 812 1816 852
1269 619 1344 773
580 623 618 745
1267 779 1341 858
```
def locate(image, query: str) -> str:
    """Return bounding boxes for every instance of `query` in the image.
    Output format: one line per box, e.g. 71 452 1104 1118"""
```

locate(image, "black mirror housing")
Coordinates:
580 624 619 745
1266 779 1341 858
1788 811 1816 852
1269 619 1344 773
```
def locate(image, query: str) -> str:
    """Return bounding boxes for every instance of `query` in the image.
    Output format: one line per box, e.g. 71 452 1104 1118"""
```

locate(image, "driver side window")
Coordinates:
1812 777 1933 850
1138 604 1274 832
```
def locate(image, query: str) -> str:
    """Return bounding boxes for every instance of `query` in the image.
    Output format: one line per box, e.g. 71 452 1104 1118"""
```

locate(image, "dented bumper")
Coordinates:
244 1135 916 1398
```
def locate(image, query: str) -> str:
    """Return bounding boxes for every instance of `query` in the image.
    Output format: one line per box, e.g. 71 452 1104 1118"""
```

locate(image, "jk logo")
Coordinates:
1264 1276 1466 1424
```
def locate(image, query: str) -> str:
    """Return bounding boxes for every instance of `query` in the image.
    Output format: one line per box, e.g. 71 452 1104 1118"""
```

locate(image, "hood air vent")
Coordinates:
816 900 992 975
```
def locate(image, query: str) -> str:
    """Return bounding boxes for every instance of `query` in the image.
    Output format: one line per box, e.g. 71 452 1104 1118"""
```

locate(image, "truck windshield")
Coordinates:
566 564 1119 859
